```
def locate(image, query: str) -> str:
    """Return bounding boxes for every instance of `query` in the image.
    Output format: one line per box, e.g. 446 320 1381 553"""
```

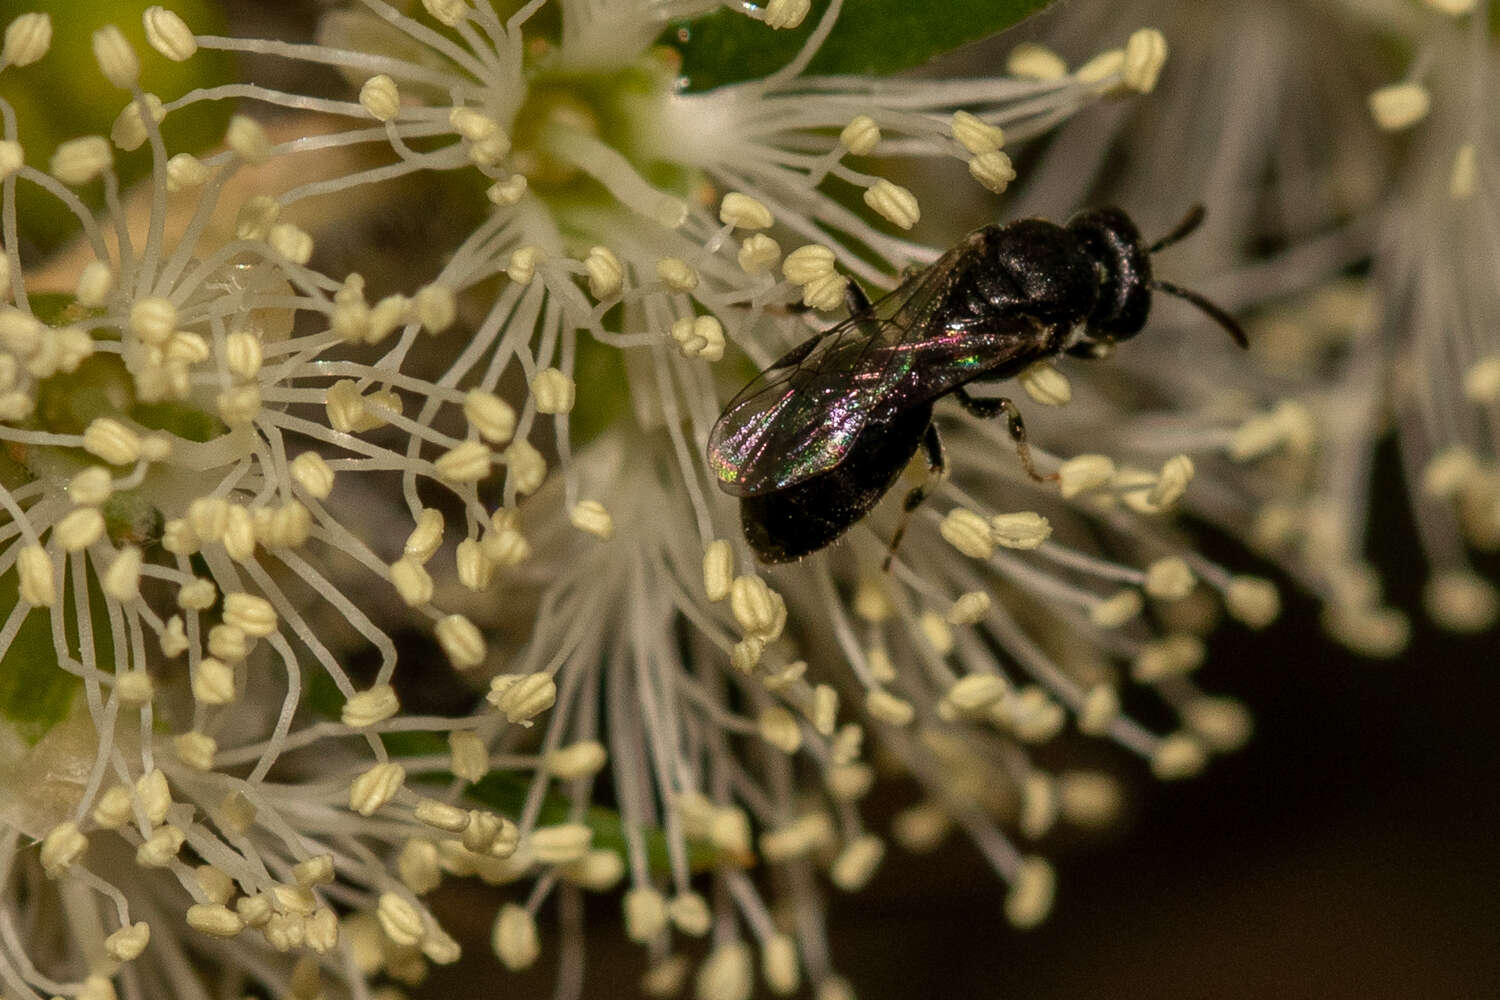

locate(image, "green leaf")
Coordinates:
665 0 1053 93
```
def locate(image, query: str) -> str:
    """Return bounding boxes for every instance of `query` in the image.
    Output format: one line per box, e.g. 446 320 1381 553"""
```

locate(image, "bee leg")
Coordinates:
883 423 947 573
954 389 1057 484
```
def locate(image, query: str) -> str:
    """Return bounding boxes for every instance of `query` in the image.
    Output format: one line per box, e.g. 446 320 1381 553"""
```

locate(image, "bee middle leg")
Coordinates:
953 388 1056 484
883 423 946 573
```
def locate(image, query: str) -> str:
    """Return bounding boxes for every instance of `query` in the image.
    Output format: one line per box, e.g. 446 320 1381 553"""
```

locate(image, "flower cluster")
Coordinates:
0 4 1289 1000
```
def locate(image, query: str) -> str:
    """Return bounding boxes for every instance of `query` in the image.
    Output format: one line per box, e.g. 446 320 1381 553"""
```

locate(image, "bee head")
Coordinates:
1065 206 1153 341
1067 204 1247 350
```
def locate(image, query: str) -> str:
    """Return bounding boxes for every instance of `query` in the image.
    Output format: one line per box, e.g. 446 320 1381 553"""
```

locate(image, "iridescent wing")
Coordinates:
708 239 981 498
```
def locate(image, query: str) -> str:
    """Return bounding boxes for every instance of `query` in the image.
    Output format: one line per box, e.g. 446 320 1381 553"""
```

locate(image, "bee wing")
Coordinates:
708 255 965 497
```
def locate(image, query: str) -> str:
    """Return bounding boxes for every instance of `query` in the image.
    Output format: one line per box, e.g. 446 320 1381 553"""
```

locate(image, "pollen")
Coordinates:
92 26 139 89
1007 42 1068 80
990 511 1051 549
487 671 557 724
656 257 699 292
1089 588 1143 628
1122 28 1168 93
3 13 52 66
670 315 725 361
1004 856 1056 928
730 574 787 639
737 233 781 274
569 500 615 539
1057 453 1116 497
764 0 812 30
1019 361 1071 405
225 114 272 163
946 589 992 625
584 245 623 298
349 762 406 815
1225 576 1281 628
969 151 1017 194
531 367 576 414
1151 733 1208 779
144 7 197 61
830 834 885 891
1144 556 1196 599
343 684 400 727
941 507 995 558
360 74 400 121
864 687 915 726
435 440 493 483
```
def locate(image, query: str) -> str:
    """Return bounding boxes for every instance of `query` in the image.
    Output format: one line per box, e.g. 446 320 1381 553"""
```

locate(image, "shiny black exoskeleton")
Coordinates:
707 205 1245 564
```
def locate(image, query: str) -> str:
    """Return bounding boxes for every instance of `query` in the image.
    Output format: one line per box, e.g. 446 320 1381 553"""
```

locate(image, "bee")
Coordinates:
706 205 1246 565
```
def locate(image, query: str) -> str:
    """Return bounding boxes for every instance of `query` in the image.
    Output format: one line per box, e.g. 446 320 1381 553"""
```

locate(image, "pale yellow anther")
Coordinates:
800 272 848 311
945 589 991 626
449 729 488 782
1424 570 1499 632
548 740 608 780
434 440 493 484
1020 773 1058 838
1183 696 1254 753
1147 454 1194 509
941 675 1008 722
919 610 954 655
115 670 154 706
365 293 412 344
864 687 915 726
186 903 243 938
839 114 881 155
41 821 87 877
349 762 405 815
220 790 256 834
951 110 1005 155
105 921 151 962
233 194 280 241
343 684 400 727
852 578 892 622
731 636 764 674
1007 42 1068 80
483 517 531 567
763 0 811 29
989 511 1050 549
326 380 400 433
580 245 622 299
133 767 172 825
207 623 250 662
1078 683 1120 736
1057 454 1116 497
136 824 186 867
222 330 262 381
1462 356 1500 402
192 657 235 705
758 705 803 753
435 614 485 670
863 179 920 230
811 683 839 736
940 507 995 559
0 306 41 354
412 283 456 334
103 545 143 602
1225 576 1280 628
1089 588 1142 628
3 13 52 66
623 887 668 943
1122 28 1168 93
670 314 726 361
969 150 1018 194
730 574 786 639
92 784 132 829
488 174 528 205
1075 48 1125 87
656 257 699 292
1369 82 1430 131
1017 361 1070 406
507 246 540 284
1423 0 1480 13
111 93 165 151
461 388 516 445
1151 733 1208 779
1450 142 1477 199
1057 771 1122 827
194 864 234 905
376 892 424 947
93 25 139 88
224 591 276 637
668 891 711 936
720 191 774 230
702 539 734 602
83 416 143 465
504 439 547 494
144 7 197 61
487 671 557 725
165 152 208 191
530 367 576 415
455 538 495 592
415 798 471 833
390 556 434 606
174 730 217 770
830 834 885 891
1132 634 1205 682
359 74 400 121
17 544 55 607
782 243 837 284
738 233 781 274
559 848 624 891
221 503 255 561
286 453 333 501
760 933 800 996
160 616 188 659
399 508 443 564
1144 556 1196 599
530 823 593 864
566 499 613 540
1005 856 1056 928
266 222 312 265
56 506 106 551
225 114 272 163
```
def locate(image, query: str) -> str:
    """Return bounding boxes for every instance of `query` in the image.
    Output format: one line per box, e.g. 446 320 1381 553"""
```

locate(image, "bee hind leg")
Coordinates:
954 389 1057 484
883 423 946 573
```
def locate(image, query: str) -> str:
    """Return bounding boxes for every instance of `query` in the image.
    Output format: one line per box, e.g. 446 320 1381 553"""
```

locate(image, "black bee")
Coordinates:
706 205 1246 565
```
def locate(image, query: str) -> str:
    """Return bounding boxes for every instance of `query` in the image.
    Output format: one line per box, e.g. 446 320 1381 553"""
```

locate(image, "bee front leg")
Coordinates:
883 423 947 573
953 388 1056 484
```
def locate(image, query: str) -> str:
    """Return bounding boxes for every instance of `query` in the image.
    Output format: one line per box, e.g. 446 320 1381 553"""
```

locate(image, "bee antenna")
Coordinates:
1150 279 1249 349
1147 204 1207 254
